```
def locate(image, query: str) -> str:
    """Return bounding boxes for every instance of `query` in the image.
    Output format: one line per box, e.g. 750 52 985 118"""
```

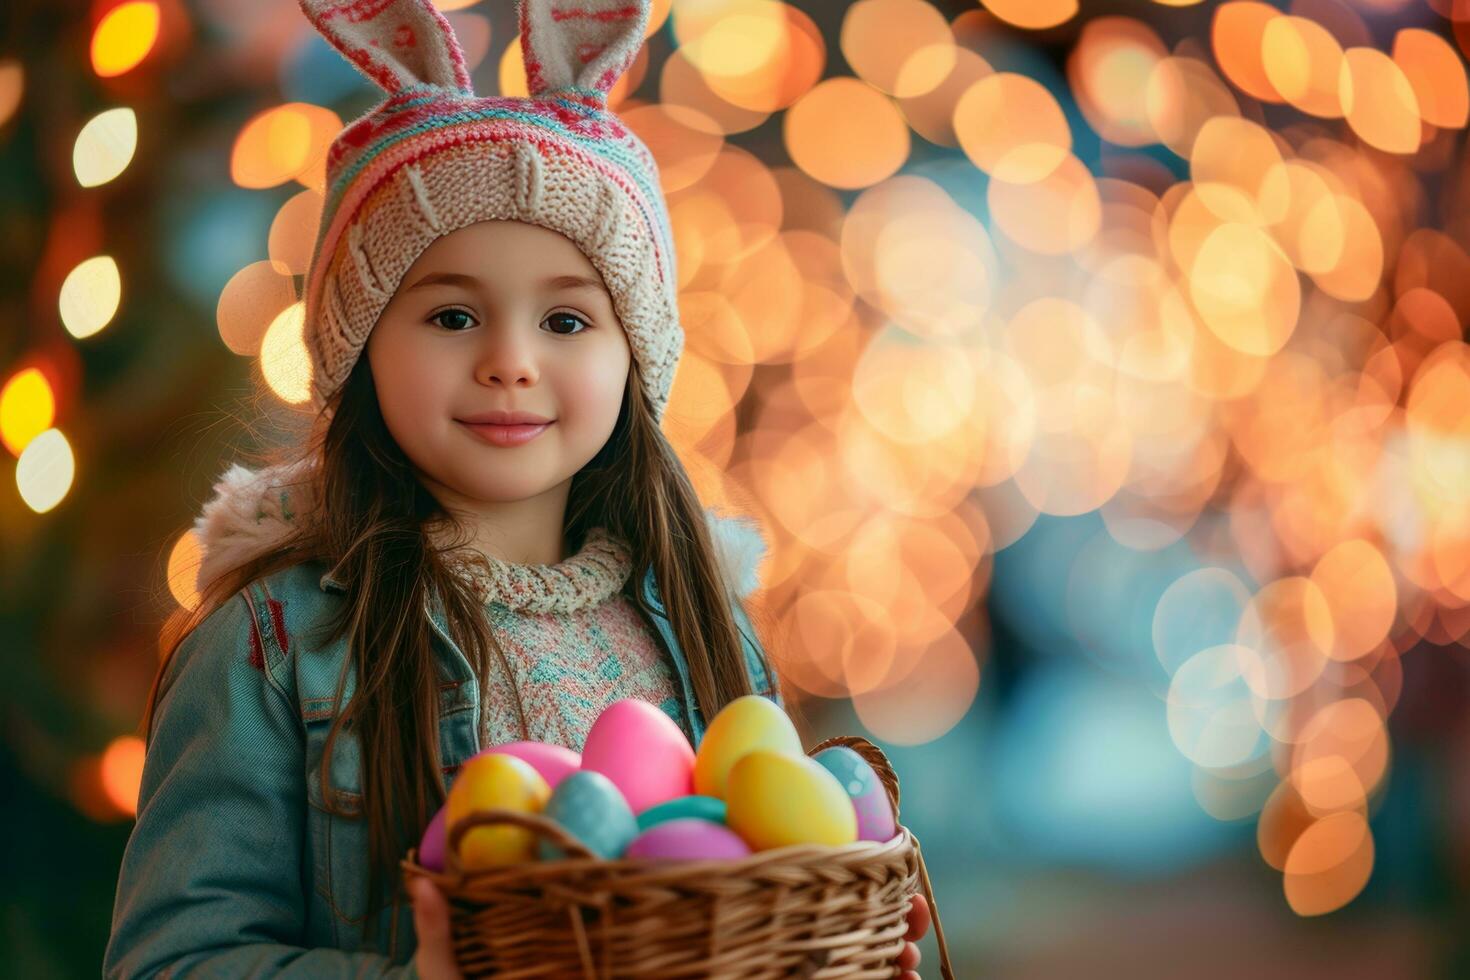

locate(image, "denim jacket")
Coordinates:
104 555 781 979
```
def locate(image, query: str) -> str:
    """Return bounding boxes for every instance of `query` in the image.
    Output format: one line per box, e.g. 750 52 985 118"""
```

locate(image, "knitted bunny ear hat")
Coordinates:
299 0 681 420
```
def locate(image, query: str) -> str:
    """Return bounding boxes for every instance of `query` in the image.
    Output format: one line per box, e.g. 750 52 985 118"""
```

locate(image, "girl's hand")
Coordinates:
408 876 465 980
897 893 931 979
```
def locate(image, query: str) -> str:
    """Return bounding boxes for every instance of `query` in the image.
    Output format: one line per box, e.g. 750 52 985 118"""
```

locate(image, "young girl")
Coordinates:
105 0 928 976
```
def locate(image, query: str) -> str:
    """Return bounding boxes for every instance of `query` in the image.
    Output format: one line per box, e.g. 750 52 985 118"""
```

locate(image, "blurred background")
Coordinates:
5 0 1470 976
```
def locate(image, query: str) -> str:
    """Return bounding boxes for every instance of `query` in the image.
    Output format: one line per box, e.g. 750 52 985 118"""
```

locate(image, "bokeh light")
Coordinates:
58 255 122 339
73 107 138 188
16 428 76 514
90 1 161 78
0 367 56 457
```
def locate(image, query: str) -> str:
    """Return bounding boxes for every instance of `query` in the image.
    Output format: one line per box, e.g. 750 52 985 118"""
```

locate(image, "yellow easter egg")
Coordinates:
446 753 551 869
725 749 858 850
694 694 803 799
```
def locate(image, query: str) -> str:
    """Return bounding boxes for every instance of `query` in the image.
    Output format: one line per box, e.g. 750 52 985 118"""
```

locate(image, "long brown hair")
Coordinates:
141 349 778 942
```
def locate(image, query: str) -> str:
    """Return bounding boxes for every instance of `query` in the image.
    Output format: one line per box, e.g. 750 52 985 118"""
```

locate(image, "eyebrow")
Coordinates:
404 271 607 295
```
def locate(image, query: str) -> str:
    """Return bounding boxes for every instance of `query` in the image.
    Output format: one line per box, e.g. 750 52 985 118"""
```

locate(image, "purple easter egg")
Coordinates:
813 745 897 842
419 802 448 871
624 817 753 861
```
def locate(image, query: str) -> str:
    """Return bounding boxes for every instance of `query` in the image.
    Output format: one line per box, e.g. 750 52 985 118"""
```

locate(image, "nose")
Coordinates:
473 324 540 389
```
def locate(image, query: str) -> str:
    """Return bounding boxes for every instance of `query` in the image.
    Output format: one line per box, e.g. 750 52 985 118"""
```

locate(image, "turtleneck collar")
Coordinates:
437 525 635 615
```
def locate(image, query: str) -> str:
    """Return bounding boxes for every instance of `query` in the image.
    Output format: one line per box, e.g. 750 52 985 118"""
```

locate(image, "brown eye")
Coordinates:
545 312 590 336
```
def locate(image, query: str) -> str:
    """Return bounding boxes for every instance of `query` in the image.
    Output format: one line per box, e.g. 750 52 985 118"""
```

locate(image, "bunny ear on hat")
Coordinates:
518 0 651 100
298 0 475 96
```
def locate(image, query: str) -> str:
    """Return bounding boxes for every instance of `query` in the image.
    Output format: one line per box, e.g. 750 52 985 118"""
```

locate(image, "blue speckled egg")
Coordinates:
812 746 896 842
636 794 727 832
538 770 638 860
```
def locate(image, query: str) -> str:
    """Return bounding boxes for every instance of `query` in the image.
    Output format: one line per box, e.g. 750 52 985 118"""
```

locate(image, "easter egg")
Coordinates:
625 818 753 861
475 740 581 791
635 794 727 832
418 802 449 872
726 749 858 851
539 770 638 861
581 698 695 814
813 745 897 842
446 753 551 870
694 694 803 799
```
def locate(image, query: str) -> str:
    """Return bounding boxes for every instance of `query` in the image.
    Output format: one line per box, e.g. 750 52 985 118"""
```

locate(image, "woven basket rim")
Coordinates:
401 821 920 888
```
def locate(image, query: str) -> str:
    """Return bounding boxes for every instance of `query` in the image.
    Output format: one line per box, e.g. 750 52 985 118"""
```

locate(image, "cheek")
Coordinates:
559 356 627 426
368 325 453 429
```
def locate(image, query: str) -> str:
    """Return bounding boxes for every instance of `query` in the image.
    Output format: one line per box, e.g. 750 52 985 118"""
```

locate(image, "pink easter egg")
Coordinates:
419 802 448 872
581 698 695 814
624 818 753 861
473 740 581 791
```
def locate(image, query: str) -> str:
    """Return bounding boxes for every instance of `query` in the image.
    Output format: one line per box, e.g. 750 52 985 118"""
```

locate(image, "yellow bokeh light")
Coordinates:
681 0 789 79
1282 811 1375 916
954 72 1071 183
980 0 1078 30
16 428 76 514
100 736 146 817
1308 195 1382 303
231 103 341 191
91 1 161 78
841 0 955 98
987 152 1101 255
1310 540 1396 662
1261 15 1344 119
699 4 825 113
1188 223 1300 357
1405 342 1470 504
1190 116 1289 226
895 46 994 148
167 529 205 611
0 368 56 458
784 76 909 189
1067 17 1168 148
59 255 122 339
499 32 529 98
259 301 313 404
1145 55 1240 160
73 107 138 188
217 260 298 357
660 47 770 135
1211 2 1284 103
871 204 995 340
1392 29 1469 130
268 188 325 276
1339 47 1421 155
1269 160 1342 274
851 329 978 445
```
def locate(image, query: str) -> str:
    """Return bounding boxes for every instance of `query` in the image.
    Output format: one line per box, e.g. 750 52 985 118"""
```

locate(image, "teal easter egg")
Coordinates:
813 745 896 842
538 770 638 860
636 794 727 832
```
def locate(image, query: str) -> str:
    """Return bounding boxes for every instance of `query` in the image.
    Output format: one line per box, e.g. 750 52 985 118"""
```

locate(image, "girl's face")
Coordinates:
366 219 631 526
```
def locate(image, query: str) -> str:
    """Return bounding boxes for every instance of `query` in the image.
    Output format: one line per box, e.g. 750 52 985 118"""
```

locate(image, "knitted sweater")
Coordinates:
449 525 689 751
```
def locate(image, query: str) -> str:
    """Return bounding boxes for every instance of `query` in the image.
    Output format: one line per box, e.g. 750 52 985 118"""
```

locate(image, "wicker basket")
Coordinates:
401 734 956 978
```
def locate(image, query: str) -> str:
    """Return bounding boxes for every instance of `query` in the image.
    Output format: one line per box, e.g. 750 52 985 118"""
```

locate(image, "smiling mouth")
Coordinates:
457 419 554 447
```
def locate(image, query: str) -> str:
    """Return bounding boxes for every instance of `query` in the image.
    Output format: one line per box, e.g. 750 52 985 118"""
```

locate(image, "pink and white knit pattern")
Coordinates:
296 0 682 420
457 529 693 748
